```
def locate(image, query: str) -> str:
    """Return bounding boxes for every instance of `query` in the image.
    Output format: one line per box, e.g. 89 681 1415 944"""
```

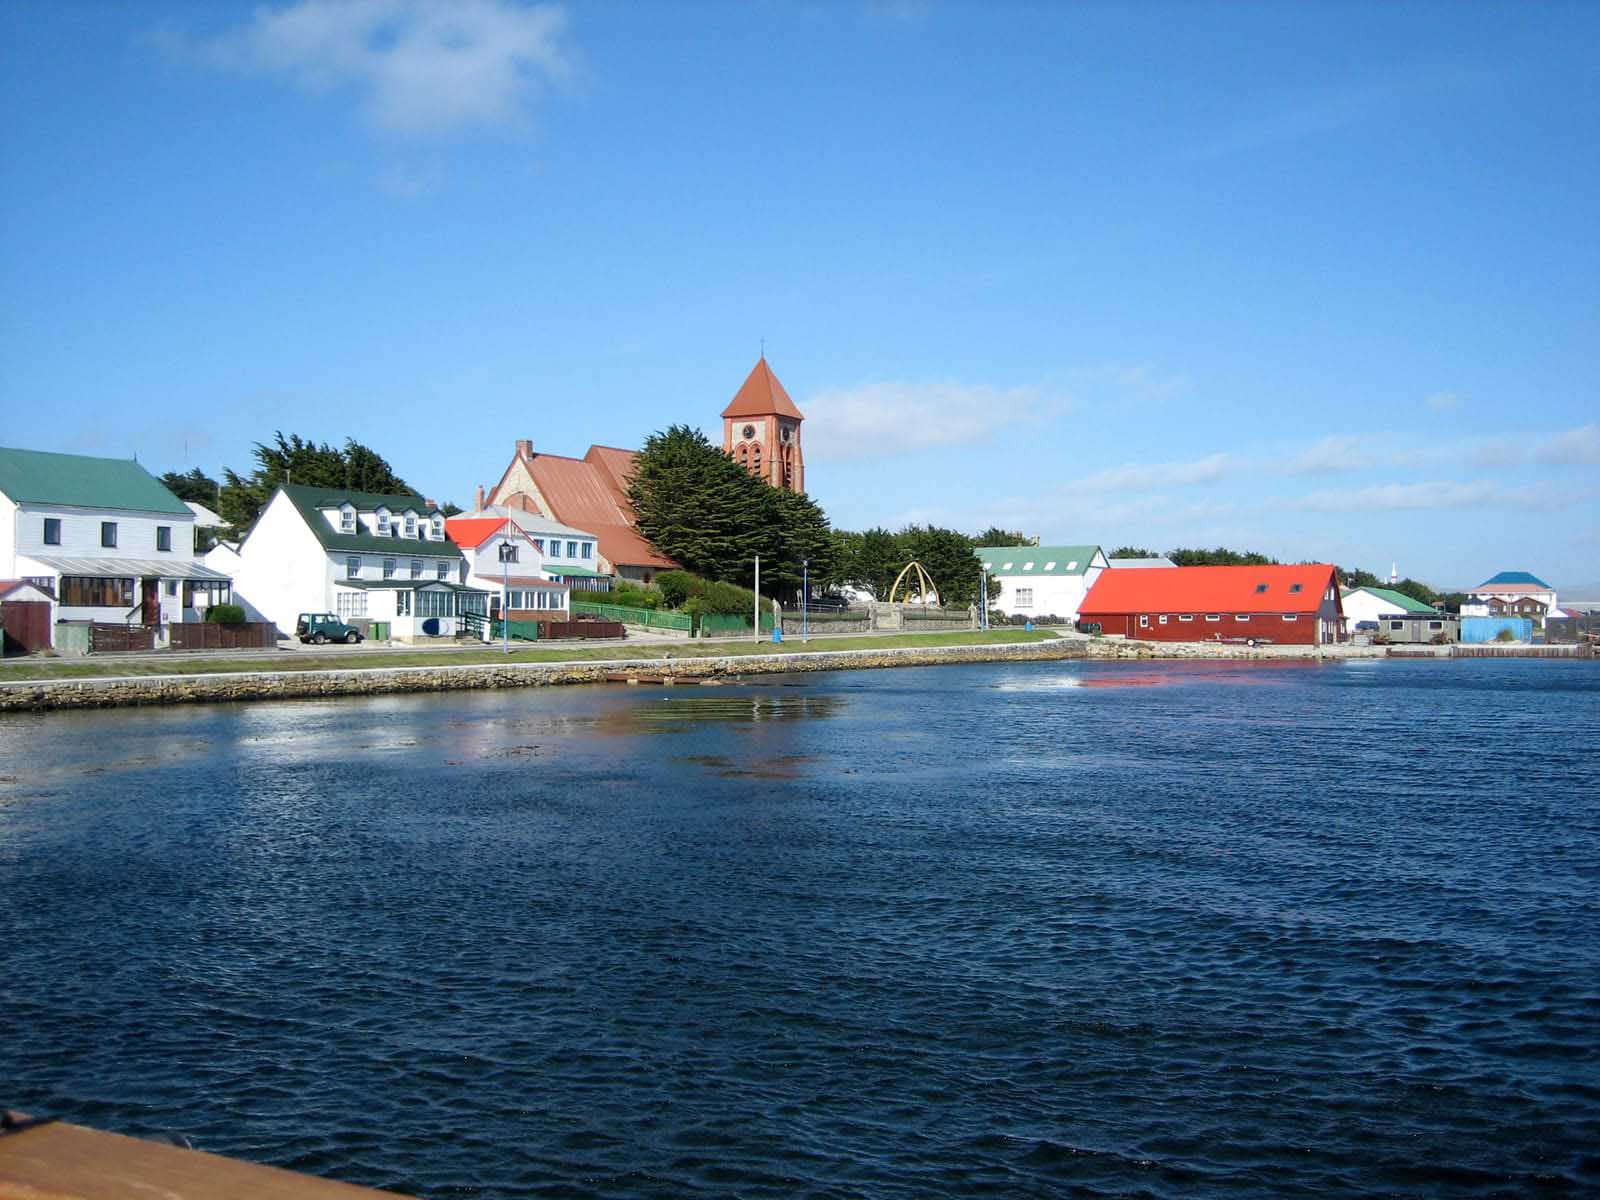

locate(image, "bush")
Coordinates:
206 603 246 625
1495 627 1516 643
699 578 757 616
655 570 701 609
612 584 661 610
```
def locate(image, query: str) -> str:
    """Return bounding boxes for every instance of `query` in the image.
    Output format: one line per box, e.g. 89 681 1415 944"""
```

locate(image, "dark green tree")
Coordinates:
159 467 221 505
1167 546 1277 567
974 527 1031 547
899 525 984 607
1109 545 1157 559
218 433 411 535
844 527 903 599
627 424 766 583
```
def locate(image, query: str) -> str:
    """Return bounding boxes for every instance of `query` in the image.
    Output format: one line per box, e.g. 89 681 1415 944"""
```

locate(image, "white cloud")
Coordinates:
163 0 570 136
1426 390 1463 411
1287 435 1370 475
801 379 1068 462
1292 480 1569 513
1065 452 1236 493
1532 423 1600 466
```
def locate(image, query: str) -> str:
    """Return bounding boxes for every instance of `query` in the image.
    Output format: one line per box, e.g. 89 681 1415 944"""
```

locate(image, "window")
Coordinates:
500 543 519 563
1282 614 1299 622
347 556 361 580
582 542 593 559
567 541 578 558
417 589 453 618
376 508 390 536
752 446 761 474
1158 615 1168 624
60 576 133 607
404 513 417 538
396 591 411 615
340 506 355 533
1254 583 1268 594
101 521 117 548
1390 620 1404 631
1066 561 1078 571
1024 561 1035 570
1289 583 1303 594
156 526 172 552
1139 615 1150 627
1016 588 1033 608
1236 615 1250 622
531 539 544 554
411 558 423 578
436 561 448 580
43 518 61 545
336 591 367 618
1002 561 1014 570
164 580 178 596
1429 621 1443 630
383 558 396 579
431 515 443 539
1043 561 1056 571
1179 614 1194 622
1206 614 1220 622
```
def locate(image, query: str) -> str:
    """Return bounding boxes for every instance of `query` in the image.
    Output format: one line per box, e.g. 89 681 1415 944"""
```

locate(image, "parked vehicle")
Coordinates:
295 613 362 645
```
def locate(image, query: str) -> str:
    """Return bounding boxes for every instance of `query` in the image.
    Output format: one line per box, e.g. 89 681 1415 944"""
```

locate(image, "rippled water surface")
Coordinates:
3 659 1598 1198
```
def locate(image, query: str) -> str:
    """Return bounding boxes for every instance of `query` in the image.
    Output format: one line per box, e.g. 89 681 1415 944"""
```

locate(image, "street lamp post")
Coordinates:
980 567 989 631
499 541 514 654
802 558 809 643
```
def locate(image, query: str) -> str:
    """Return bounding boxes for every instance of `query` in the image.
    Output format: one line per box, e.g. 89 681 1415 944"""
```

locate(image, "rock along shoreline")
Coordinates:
0 637 1370 714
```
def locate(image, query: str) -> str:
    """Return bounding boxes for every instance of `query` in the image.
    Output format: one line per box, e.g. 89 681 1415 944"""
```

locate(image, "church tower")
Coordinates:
722 357 805 494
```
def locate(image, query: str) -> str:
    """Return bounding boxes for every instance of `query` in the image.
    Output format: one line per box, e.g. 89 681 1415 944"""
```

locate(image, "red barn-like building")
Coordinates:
1077 564 1344 645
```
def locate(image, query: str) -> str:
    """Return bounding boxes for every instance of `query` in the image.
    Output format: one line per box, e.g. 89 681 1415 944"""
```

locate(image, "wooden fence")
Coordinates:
169 622 279 651
90 623 157 653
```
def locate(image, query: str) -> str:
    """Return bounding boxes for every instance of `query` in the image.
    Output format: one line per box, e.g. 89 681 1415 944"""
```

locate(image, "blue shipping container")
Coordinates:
1461 617 1533 643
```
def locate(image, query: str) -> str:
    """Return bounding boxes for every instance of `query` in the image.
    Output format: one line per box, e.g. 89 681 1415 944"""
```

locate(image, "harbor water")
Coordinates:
2 658 1597 1198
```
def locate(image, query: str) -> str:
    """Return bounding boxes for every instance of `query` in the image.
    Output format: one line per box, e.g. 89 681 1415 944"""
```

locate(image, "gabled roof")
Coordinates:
444 516 518 550
1476 571 1553 590
0 579 55 600
0 446 190 515
721 358 804 421
1080 564 1338 615
977 545 1102 577
1107 556 1177 569
279 484 458 557
524 451 676 570
1342 586 1436 613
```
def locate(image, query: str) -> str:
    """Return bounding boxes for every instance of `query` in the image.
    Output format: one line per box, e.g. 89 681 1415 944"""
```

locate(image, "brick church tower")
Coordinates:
722 357 805 494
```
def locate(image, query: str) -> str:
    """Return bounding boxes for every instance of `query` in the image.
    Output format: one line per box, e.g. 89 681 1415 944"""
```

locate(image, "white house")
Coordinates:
976 544 1109 622
1340 586 1438 631
468 504 612 594
444 515 570 624
211 484 484 641
0 445 232 644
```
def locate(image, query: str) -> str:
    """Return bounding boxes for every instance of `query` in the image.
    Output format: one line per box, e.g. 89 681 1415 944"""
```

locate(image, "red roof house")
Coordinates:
1077 564 1345 645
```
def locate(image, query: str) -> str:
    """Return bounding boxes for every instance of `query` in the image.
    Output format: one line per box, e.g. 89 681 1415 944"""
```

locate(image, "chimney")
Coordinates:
425 497 437 509
474 484 486 512
516 438 533 459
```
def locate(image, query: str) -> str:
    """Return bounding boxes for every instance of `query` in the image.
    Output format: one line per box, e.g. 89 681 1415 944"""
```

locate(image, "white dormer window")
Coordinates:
1044 561 1057 571
1002 561 1014 570
430 515 443 539
340 505 355 534
375 507 390 536
404 512 417 538
1066 560 1078 570
1023 561 1035 570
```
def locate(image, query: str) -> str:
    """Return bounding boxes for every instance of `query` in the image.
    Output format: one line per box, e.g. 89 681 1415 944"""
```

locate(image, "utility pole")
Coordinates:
753 555 761 643
802 558 809 643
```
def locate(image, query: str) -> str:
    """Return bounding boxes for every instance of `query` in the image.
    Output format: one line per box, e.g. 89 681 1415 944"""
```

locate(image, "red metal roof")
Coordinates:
443 516 513 549
526 451 677 570
1080 564 1339 615
720 357 804 420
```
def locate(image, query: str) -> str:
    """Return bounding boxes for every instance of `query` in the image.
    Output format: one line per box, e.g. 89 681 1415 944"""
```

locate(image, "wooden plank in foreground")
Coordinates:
0 1118 411 1200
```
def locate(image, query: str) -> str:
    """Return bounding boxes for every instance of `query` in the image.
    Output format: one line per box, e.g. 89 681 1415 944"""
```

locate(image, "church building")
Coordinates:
723 357 805 494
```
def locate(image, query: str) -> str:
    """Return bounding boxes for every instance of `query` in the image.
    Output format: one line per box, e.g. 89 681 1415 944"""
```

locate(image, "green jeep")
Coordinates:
295 613 363 645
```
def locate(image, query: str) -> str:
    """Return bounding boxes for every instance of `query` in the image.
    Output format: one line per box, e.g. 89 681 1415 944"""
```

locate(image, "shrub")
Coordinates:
699 578 757 616
655 570 701 609
612 584 661 610
206 603 246 625
1495 627 1517 643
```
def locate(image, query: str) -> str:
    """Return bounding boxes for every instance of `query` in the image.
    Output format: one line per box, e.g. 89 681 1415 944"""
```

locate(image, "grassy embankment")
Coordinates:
0 629 1059 683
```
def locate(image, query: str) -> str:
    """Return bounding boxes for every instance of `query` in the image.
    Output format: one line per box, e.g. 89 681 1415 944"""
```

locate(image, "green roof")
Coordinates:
543 563 610 578
0 446 190 515
279 484 460 556
976 545 1102 576
1344 586 1436 613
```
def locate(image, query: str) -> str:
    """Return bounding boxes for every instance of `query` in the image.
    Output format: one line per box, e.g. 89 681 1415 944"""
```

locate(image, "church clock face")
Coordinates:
742 424 755 440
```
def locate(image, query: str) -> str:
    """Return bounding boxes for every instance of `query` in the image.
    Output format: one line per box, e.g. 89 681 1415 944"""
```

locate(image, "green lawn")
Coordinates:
0 629 1060 682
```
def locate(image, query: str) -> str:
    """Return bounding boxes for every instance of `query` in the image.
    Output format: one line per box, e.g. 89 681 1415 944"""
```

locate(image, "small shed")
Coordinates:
0 579 55 654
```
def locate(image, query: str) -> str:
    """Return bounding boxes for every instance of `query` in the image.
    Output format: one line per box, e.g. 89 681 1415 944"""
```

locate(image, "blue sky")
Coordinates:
2 0 1596 591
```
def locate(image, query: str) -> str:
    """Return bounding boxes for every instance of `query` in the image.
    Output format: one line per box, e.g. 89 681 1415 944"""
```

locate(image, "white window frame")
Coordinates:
1015 587 1034 608
1206 614 1221 622
340 506 356 534
404 513 417 538
383 558 397 580
375 508 391 536
346 556 361 579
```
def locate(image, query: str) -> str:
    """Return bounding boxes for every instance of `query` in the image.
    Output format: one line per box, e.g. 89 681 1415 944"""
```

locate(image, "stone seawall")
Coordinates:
0 636 1347 714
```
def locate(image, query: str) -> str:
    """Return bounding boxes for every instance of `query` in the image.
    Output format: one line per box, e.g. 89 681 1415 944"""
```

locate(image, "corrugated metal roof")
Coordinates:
526 453 676 570
1343 586 1436 613
1106 557 1177 569
27 555 230 580
0 446 190 515
1080 564 1338 615
280 485 460 557
977 545 1100 576
444 516 515 549
720 358 804 420
1477 571 1553 589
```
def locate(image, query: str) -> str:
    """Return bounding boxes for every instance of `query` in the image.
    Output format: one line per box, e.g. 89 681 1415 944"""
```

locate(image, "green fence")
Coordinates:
489 619 541 642
571 601 692 632
699 611 775 636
